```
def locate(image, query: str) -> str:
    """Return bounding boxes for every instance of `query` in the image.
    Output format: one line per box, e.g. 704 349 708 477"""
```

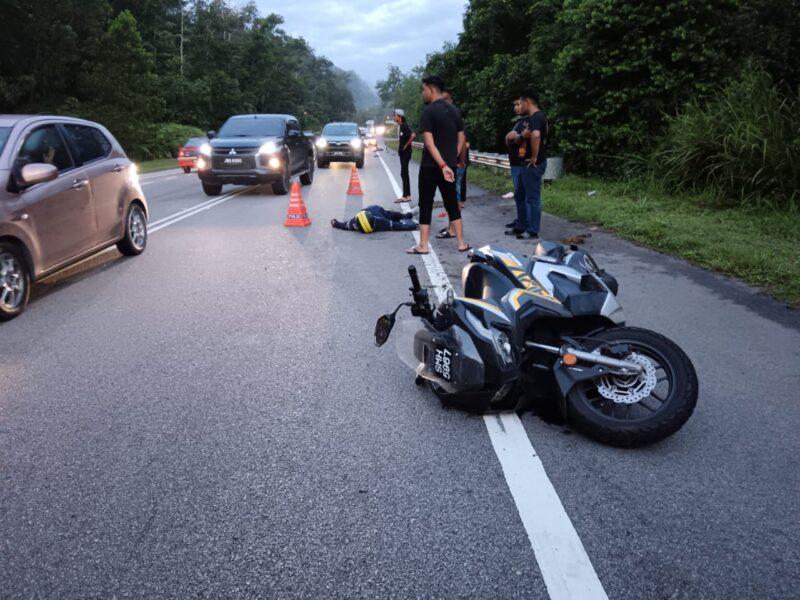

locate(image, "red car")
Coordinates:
177 137 207 173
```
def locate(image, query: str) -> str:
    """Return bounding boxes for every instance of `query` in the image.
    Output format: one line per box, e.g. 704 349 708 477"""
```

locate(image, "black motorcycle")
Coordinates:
375 242 698 447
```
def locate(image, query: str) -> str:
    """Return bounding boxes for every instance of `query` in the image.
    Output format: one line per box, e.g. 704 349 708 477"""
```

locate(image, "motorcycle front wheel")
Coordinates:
566 327 698 447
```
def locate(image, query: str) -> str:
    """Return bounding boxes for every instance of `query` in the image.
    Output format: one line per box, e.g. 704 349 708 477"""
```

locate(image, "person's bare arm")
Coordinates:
422 131 455 182
402 132 416 152
457 131 466 158
528 130 541 165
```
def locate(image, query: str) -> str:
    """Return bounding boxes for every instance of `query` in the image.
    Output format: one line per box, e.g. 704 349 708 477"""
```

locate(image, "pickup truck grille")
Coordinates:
328 141 351 149
213 146 258 156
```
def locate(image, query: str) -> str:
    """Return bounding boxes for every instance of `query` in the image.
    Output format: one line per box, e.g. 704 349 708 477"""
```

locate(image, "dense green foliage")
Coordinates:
0 0 356 159
379 0 799 208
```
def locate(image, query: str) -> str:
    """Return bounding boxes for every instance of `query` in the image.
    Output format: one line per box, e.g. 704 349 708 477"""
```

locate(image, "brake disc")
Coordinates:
596 353 658 404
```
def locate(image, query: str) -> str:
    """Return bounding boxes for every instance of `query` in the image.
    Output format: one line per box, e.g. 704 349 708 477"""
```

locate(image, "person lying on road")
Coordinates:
331 205 418 233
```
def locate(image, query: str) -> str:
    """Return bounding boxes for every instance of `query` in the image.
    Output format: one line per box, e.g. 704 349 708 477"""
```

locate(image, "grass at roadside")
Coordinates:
136 158 178 174
386 141 800 306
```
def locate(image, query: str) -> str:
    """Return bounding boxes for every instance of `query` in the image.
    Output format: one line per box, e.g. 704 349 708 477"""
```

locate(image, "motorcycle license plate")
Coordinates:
431 346 453 381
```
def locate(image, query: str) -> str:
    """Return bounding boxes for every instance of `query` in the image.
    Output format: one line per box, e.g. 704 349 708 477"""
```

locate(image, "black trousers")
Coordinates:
418 166 460 226
399 150 411 197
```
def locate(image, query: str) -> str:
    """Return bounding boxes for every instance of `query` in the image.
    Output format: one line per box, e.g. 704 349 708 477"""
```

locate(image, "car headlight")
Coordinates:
490 327 514 366
351 138 362 149
199 143 212 156
376 125 386 136
315 137 328 149
259 141 278 155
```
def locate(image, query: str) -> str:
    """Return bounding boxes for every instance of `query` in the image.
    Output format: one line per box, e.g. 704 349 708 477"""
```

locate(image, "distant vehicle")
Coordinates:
315 122 364 169
0 115 148 321
177 136 207 173
197 114 315 196
361 126 377 147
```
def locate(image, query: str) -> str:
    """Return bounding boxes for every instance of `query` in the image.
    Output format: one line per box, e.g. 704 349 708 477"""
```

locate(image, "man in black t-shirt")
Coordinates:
407 75 470 255
394 109 415 202
505 97 526 234
507 89 548 239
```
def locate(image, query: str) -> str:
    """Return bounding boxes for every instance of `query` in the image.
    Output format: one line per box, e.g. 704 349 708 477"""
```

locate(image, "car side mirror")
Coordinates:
207 130 216 139
19 163 58 188
374 313 396 347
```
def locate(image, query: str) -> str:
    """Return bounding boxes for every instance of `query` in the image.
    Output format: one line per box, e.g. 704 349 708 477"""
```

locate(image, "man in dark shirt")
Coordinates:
407 75 469 254
507 89 548 239
439 89 470 239
505 97 526 234
394 109 415 202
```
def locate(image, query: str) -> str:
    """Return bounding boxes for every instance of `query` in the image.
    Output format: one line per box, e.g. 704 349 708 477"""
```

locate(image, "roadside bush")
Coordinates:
653 68 800 210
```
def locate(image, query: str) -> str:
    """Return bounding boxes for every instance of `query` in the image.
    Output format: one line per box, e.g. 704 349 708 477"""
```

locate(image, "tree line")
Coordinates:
0 0 359 160
378 0 799 209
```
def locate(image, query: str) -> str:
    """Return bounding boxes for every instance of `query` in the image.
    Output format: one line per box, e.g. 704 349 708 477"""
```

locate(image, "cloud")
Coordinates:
252 0 466 85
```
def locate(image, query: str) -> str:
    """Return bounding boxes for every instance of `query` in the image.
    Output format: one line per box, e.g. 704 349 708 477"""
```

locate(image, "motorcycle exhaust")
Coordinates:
525 341 643 375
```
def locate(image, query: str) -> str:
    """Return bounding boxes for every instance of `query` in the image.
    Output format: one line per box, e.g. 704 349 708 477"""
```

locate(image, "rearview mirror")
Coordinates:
374 313 396 347
206 130 216 139
20 163 58 187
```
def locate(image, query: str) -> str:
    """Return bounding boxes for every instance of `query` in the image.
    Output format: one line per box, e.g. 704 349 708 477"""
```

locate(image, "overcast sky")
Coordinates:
253 0 466 87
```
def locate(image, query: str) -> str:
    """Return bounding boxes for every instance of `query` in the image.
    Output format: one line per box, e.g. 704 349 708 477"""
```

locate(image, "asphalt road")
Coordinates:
1 148 798 598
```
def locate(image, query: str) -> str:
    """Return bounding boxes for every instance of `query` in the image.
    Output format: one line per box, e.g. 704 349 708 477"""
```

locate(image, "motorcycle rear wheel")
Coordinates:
566 327 698 447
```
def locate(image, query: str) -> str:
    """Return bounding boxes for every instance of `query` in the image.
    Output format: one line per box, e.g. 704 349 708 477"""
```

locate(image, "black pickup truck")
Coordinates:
197 114 314 196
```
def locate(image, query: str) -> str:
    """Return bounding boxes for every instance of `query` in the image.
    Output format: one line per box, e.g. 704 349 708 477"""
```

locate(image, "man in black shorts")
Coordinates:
407 75 470 255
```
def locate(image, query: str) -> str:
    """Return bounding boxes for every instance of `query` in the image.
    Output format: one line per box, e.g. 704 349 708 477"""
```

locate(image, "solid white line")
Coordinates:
149 186 255 233
149 192 243 228
376 152 608 600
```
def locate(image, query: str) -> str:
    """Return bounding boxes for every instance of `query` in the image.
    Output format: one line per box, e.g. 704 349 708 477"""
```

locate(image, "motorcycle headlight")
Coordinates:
315 137 328 149
491 327 514 367
350 138 363 149
259 141 278 155
199 143 212 156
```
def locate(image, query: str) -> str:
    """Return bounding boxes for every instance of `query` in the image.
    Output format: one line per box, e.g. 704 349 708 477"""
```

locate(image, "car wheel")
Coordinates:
202 182 222 196
183 166 191 174
356 157 365 169
117 203 148 256
300 157 314 185
272 165 291 195
0 242 31 321
317 159 329 169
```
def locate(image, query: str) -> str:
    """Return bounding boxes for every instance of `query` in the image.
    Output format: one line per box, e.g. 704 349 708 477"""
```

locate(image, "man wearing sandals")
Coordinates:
394 109 415 203
407 75 470 255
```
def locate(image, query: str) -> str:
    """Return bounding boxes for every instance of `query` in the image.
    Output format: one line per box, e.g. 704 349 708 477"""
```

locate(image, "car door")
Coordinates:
286 120 303 172
61 124 126 244
13 124 96 272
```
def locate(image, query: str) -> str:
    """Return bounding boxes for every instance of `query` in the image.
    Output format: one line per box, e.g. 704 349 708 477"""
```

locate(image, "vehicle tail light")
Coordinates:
178 148 184 157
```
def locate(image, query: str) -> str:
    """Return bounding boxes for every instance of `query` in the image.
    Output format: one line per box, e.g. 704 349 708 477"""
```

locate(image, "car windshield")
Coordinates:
0 127 11 155
323 124 358 137
184 137 206 147
218 117 283 138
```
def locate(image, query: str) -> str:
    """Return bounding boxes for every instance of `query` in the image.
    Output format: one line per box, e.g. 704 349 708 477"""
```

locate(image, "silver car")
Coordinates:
0 115 148 321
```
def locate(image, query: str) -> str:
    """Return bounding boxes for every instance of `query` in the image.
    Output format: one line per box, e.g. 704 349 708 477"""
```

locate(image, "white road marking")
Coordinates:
376 152 608 600
149 186 255 233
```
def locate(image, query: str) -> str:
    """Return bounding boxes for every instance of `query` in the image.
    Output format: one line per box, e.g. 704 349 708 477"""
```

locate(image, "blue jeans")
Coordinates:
455 166 467 203
515 159 547 235
510 166 526 230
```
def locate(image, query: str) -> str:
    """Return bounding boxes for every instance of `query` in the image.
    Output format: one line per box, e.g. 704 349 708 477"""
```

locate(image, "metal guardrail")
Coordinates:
408 141 563 180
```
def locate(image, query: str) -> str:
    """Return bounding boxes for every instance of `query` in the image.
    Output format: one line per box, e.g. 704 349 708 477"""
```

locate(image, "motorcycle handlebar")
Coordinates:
408 265 422 292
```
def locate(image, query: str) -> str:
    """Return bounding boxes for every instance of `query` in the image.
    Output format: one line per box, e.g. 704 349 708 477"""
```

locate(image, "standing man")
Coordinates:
505 97 527 236
406 75 470 255
394 109 415 203
507 90 548 239
439 90 470 238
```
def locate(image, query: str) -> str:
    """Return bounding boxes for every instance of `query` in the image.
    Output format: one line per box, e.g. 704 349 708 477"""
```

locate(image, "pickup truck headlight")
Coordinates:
350 138 362 149
315 137 328 149
199 143 212 156
259 141 278 155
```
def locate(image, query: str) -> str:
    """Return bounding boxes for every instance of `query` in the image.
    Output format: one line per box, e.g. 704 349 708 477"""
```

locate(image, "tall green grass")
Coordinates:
653 68 800 211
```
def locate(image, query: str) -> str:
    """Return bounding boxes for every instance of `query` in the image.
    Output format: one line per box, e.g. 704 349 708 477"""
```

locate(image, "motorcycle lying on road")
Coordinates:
375 242 698 447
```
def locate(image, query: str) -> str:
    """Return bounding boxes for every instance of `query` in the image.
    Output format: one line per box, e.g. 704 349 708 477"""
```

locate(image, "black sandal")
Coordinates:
458 244 472 252
436 231 456 239
406 246 429 255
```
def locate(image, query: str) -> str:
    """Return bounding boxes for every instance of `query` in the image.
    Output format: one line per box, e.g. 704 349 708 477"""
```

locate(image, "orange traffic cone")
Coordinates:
346 164 364 195
284 181 311 227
